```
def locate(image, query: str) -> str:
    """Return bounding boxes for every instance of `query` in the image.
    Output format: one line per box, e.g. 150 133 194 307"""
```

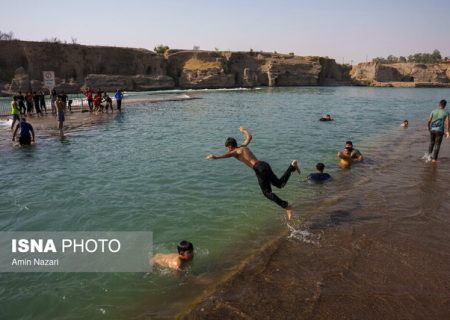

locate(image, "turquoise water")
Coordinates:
0 87 448 319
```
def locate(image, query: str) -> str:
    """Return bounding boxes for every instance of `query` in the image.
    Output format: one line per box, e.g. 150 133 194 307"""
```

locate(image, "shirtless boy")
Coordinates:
207 127 300 220
151 240 194 270
337 146 353 169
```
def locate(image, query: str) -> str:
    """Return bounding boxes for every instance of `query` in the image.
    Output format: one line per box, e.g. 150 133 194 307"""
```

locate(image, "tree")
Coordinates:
431 49 442 62
153 44 169 54
42 37 62 43
0 30 14 40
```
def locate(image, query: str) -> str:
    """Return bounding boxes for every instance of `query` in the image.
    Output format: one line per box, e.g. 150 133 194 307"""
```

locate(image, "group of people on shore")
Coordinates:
82 88 123 113
9 88 125 143
13 91 48 117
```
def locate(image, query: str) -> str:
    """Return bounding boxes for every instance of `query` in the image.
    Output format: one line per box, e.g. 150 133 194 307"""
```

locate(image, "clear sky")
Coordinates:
1 0 449 63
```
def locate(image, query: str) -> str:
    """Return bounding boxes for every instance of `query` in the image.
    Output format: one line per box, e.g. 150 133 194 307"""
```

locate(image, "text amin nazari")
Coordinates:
11 258 59 266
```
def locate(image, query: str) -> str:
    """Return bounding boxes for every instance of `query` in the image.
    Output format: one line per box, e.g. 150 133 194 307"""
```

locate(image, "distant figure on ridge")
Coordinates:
207 127 300 220
151 240 194 270
307 163 332 183
424 99 449 163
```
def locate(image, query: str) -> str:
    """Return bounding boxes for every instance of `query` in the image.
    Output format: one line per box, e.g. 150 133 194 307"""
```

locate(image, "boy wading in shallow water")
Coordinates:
207 127 300 220
426 99 450 163
151 241 194 270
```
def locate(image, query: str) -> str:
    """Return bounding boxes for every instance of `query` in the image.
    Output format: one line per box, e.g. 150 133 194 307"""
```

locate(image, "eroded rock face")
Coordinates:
351 62 450 86
1 40 353 94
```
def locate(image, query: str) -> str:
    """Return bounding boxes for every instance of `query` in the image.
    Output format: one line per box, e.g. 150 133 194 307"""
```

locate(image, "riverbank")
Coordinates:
0 94 197 147
182 127 450 320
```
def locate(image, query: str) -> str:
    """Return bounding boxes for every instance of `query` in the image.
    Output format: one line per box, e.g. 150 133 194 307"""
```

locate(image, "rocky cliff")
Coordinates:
351 62 450 87
12 40 450 94
0 40 353 94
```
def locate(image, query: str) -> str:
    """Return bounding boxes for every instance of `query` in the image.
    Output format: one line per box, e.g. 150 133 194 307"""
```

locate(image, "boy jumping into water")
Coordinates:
207 127 300 220
151 240 194 270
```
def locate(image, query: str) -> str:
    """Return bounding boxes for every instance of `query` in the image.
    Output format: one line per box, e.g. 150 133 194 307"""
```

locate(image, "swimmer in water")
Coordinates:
207 127 300 220
337 146 353 169
345 141 364 161
401 120 409 128
307 163 332 183
151 240 194 270
319 114 333 121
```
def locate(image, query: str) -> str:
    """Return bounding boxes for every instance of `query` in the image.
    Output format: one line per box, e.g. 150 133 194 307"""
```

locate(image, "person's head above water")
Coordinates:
439 99 447 108
177 240 194 261
225 137 238 150
316 162 325 173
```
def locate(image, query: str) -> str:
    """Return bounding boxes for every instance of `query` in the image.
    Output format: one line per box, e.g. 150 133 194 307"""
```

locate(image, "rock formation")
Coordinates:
351 62 450 87
2 40 448 94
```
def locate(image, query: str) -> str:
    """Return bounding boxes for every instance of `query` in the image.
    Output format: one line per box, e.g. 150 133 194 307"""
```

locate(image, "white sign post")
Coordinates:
42 71 55 91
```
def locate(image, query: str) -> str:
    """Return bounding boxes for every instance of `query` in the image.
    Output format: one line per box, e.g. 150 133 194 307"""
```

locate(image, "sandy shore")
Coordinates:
182 129 450 320
0 94 197 147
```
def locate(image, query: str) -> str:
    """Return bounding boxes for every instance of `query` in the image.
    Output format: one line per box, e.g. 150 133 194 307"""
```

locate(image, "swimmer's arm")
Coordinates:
239 127 252 146
353 152 364 161
207 150 237 160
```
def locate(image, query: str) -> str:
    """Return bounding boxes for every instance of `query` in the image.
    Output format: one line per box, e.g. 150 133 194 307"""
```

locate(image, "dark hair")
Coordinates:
440 99 447 107
177 240 193 253
345 141 353 146
316 162 325 172
225 137 238 148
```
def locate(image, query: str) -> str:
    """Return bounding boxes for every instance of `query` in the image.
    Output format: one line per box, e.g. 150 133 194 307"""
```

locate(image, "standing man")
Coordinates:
426 99 449 163
115 89 123 112
56 95 65 138
51 89 57 114
83 87 94 112
17 92 26 115
207 127 300 220
12 118 35 145
10 96 21 130
25 91 34 115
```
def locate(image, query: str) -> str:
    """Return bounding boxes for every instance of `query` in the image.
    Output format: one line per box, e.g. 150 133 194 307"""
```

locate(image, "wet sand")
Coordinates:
183 128 450 320
0 95 197 148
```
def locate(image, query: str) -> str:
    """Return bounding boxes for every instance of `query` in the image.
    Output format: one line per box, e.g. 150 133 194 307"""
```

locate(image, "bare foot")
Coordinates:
291 160 301 175
286 206 293 221
431 159 439 164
